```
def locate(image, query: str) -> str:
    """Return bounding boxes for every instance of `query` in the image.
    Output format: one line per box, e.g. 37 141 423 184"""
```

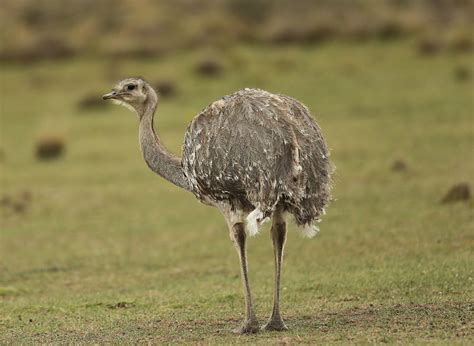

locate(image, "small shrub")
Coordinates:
376 20 404 40
154 79 178 98
441 182 471 203
35 134 65 160
0 195 12 208
417 37 443 56
11 201 27 214
304 24 336 44
1 190 32 214
107 46 163 60
0 36 75 63
453 65 471 82
195 57 223 77
391 159 408 172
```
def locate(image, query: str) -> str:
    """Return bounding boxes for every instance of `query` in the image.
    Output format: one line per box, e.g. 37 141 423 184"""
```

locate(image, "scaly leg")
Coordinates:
229 222 260 334
263 214 288 331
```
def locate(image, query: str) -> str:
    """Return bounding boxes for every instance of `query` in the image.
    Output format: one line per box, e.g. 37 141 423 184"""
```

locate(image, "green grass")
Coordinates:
1 40 473 343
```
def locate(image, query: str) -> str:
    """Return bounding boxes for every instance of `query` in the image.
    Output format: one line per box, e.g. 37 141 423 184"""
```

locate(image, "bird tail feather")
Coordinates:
299 223 319 238
246 207 268 236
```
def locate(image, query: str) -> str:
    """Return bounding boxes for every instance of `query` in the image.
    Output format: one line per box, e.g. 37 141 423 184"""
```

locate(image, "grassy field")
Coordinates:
1 40 473 343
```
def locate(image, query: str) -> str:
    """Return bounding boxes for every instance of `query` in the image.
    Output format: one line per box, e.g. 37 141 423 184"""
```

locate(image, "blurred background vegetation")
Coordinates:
1 0 473 343
1 0 473 62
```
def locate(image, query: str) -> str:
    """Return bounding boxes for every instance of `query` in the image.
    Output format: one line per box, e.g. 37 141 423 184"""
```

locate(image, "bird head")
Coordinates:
102 77 157 116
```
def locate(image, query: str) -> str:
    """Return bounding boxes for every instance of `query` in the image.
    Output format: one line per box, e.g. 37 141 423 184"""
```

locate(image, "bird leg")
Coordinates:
263 218 288 331
230 222 260 334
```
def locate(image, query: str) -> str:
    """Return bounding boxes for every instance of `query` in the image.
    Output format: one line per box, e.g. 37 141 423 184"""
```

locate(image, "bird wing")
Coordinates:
182 89 332 223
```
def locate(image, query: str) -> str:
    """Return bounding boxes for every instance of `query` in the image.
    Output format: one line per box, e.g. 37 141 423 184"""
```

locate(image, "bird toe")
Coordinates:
232 320 260 334
262 319 288 331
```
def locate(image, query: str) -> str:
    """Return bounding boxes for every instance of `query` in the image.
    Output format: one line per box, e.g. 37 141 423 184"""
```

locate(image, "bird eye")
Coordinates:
127 84 136 91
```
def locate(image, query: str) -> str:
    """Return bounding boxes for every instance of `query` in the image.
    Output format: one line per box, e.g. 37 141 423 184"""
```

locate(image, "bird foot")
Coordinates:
262 318 288 331
232 319 260 334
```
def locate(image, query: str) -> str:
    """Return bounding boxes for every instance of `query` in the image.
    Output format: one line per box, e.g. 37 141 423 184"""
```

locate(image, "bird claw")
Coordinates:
262 319 288 331
232 319 260 334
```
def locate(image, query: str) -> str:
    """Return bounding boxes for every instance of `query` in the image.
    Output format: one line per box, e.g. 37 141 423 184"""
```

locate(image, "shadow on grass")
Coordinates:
287 302 472 340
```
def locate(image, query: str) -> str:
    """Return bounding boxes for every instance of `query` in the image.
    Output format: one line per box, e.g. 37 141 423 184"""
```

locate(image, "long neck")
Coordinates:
138 96 190 192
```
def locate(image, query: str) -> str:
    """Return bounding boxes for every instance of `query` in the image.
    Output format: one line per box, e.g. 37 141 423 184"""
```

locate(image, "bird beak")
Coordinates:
102 91 117 100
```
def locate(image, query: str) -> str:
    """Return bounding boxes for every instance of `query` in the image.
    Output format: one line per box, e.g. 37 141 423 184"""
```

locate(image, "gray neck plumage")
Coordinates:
138 91 190 192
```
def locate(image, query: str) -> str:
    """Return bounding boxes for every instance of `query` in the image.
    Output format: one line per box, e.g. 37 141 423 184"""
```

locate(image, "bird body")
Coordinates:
183 88 332 236
103 78 333 334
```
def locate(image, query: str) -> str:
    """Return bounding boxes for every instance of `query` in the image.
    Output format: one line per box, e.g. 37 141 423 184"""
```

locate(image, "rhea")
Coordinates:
103 78 332 334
